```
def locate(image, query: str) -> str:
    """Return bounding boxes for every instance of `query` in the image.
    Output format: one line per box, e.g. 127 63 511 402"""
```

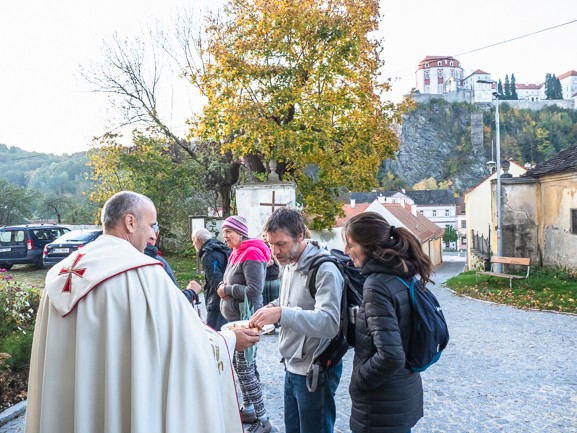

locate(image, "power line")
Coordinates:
0 154 46 162
453 19 577 58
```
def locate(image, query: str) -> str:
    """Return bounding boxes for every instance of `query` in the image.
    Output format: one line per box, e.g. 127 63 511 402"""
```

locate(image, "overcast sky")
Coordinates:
0 0 576 155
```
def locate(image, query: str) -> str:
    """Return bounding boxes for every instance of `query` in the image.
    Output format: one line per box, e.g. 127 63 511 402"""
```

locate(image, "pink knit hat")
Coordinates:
222 215 249 238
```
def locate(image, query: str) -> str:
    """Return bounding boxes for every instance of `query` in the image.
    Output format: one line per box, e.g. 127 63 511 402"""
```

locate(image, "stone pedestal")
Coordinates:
234 182 296 237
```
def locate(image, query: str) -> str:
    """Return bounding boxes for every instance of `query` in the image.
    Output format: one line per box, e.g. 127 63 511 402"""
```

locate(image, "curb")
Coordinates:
0 400 26 427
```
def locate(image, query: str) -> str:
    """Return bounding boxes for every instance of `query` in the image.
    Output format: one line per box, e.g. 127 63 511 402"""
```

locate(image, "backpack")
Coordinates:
395 276 449 372
307 249 365 371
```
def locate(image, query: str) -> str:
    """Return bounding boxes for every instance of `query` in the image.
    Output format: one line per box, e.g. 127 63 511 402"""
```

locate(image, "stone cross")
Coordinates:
259 191 287 213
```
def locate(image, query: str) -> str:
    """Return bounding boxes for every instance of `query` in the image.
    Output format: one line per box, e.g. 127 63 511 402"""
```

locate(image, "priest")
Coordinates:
26 191 258 433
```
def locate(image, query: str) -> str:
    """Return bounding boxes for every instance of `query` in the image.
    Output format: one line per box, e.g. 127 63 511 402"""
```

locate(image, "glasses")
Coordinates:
152 223 159 232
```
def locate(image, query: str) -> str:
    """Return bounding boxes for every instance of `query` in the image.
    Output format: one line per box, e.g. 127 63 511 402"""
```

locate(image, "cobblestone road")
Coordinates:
3 258 577 432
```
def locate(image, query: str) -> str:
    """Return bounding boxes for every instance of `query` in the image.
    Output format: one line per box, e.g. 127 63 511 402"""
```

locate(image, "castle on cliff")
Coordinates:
414 55 577 106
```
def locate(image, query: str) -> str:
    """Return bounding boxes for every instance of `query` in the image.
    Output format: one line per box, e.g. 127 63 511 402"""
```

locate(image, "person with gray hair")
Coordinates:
188 227 231 330
25 190 259 433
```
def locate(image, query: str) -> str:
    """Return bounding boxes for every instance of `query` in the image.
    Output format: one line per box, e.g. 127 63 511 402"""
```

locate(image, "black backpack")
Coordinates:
395 276 449 372
307 249 365 370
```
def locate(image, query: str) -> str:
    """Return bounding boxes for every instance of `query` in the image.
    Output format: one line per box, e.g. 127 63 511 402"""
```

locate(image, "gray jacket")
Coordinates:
273 242 344 376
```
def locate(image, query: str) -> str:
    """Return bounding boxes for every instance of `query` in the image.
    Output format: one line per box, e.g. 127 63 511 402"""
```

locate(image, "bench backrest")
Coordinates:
490 256 530 266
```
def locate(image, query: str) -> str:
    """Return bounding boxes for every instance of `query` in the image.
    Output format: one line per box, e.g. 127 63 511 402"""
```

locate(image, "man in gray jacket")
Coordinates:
249 208 344 433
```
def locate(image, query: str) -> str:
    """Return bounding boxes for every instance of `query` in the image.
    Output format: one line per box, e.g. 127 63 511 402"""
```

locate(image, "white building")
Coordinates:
463 69 494 103
515 82 544 101
415 55 464 95
558 70 577 100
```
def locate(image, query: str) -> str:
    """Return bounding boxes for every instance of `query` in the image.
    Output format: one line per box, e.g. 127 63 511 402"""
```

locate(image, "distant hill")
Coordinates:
0 144 92 198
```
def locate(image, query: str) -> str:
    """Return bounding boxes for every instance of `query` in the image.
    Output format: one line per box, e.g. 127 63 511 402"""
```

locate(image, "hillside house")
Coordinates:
313 199 443 266
350 189 458 233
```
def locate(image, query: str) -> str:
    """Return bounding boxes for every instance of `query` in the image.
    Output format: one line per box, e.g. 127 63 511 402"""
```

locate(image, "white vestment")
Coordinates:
25 235 242 433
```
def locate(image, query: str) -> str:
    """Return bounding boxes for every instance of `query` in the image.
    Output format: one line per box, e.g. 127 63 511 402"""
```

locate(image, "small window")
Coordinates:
450 61 454 66
437 61 442 66
461 220 467 229
425 62 430 68
432 210 437 217
419 210 424 215
572 209 577 233
445 209 450 217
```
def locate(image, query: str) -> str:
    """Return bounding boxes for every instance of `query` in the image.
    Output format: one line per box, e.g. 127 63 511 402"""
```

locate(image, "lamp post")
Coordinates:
493 92 503 271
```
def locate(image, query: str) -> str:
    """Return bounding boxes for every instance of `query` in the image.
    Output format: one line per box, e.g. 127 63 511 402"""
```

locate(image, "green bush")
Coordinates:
0 269 41 371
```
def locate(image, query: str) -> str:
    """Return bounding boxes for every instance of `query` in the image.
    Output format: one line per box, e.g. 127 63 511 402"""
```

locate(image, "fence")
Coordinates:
471 228 490 256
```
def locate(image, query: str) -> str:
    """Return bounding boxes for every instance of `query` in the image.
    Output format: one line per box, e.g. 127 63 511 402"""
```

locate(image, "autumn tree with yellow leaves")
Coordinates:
189 0 409 229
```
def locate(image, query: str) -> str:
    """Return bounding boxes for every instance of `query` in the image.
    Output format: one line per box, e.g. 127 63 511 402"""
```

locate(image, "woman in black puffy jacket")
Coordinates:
343 212 434 433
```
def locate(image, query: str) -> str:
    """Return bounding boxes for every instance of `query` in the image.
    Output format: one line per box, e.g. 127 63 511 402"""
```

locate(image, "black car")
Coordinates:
0 224 71 270
42 229 103 267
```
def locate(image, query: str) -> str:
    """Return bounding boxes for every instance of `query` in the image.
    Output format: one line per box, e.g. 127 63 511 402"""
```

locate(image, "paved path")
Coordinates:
3 258 577 432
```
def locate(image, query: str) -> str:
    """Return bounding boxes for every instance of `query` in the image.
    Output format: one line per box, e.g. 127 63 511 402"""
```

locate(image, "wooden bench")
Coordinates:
476 256 531 289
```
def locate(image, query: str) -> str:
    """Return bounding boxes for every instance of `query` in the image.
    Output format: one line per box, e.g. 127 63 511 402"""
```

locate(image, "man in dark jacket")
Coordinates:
188 228 231 330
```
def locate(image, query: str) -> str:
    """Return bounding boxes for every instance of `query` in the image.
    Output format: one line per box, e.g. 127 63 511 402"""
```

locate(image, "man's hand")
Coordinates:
249 306 282 329
232 328 260 351
186 280 202 294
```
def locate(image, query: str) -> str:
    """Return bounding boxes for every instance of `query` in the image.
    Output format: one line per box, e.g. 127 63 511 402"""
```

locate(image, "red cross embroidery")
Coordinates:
58 253 86 293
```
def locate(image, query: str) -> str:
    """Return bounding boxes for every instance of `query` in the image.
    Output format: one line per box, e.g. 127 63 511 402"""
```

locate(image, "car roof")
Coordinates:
0 224 69 230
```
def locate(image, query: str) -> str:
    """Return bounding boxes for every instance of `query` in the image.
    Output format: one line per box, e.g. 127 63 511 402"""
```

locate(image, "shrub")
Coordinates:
0 268 41 370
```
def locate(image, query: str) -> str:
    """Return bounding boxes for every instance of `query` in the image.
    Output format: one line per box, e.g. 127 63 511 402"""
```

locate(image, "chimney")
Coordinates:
377 195 385 203
350 198 356 209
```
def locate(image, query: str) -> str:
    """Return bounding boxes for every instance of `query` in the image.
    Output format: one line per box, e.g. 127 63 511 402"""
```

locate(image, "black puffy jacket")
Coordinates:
199 239 230 311
349 258 423 433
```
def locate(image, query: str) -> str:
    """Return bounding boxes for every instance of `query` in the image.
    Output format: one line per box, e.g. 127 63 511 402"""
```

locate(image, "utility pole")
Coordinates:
493 92 503 272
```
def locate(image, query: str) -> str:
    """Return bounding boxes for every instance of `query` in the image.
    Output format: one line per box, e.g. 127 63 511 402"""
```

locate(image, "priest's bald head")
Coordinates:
101 191 158 252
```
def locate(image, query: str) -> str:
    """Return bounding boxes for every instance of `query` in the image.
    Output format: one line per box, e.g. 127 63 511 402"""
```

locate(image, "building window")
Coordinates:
450 61 454 66
419 210 424 215
461 220 467 229
438 61 442 66
445 209 450 217
432 210 437 217
572 209 577 233
425 62 430 68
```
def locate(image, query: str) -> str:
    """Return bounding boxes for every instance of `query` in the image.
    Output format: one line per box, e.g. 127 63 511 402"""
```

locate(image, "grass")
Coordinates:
445 266 577 314
162 253 202 289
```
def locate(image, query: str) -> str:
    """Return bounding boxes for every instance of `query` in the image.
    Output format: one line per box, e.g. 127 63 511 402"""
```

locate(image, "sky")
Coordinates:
0 0 576 155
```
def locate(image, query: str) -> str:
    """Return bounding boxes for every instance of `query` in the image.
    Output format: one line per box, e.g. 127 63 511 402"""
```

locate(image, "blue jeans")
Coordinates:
284 362 343 433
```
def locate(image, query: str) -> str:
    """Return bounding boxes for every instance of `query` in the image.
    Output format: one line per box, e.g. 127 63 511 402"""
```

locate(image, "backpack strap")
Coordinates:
307 255 341 298
395 276 417 304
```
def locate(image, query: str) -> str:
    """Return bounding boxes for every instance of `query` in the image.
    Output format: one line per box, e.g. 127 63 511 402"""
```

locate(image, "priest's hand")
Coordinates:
232 328 260 351
249 306 281 329
186 280 202 294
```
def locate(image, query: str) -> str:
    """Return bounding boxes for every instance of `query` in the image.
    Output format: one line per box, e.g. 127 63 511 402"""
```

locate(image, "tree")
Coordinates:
504 74 511 100
88 132 208 248
544 73 563 100
81 27 241 217
0 180 37 225
510 74 518 100
443 225 458 245
497 79 503 96
190 0 407 229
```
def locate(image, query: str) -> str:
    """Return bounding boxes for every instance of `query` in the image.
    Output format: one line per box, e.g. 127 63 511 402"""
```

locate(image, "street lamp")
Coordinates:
492 91 503 271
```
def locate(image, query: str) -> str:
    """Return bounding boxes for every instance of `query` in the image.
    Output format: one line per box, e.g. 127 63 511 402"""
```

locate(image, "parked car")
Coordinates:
42 229 103 267
0 224 71 270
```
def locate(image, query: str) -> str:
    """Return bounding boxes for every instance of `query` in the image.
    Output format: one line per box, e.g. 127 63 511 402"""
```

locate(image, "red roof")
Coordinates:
558 70 577 80
336 202 443 243
418 55 460 69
